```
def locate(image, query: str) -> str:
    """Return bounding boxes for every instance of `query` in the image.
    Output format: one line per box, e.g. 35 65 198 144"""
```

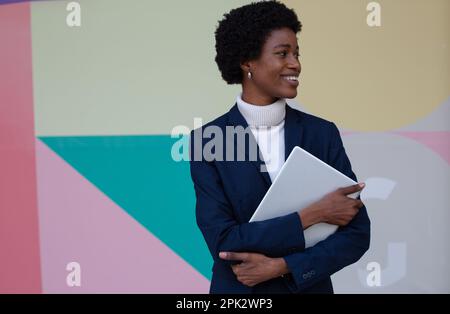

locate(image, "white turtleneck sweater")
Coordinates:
236 94 286 182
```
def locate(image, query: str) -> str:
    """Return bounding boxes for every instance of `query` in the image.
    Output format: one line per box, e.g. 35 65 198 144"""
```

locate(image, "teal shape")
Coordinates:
39 135 213 280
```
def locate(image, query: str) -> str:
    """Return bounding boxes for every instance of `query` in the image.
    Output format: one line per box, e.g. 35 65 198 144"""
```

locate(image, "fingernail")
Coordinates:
359 183 365 188
219 252 227 259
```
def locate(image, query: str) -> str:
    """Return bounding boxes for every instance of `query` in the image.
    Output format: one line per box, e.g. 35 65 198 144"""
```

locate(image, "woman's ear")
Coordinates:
240 61 251 73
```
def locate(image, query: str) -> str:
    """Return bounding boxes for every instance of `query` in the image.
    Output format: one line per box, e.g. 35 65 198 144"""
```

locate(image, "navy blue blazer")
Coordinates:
189 104 370 294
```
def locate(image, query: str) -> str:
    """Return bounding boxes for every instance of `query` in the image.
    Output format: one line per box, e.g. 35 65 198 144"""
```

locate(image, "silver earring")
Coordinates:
247 72 252 79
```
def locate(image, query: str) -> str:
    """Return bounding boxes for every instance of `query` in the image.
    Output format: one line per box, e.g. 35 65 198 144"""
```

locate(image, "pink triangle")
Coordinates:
35 139 209 293
394 131 450 165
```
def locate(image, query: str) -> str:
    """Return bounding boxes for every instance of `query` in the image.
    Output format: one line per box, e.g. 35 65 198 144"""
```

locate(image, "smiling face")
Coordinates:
241 27 301 105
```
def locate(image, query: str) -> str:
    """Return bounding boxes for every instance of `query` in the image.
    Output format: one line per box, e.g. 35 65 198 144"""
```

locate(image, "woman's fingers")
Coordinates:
338 182 365 196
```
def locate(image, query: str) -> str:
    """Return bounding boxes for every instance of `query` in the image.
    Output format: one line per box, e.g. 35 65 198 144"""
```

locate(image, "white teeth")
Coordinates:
282 76 298 81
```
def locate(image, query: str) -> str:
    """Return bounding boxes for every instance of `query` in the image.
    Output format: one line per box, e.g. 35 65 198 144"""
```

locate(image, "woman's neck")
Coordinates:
241 90 279 106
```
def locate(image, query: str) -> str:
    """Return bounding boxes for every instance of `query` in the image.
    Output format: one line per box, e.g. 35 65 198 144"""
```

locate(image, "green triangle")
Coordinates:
39 135 212 280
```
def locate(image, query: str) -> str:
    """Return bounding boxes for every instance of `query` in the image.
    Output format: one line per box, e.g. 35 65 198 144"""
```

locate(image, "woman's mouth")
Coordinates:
281 75 299 87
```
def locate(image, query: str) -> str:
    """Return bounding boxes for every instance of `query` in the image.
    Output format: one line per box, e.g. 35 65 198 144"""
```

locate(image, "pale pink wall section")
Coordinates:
35 140 210 293
395 131 450 165
0 2 42 293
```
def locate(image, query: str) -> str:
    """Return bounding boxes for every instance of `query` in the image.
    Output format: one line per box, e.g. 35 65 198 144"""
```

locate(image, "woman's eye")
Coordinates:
276 51 300 58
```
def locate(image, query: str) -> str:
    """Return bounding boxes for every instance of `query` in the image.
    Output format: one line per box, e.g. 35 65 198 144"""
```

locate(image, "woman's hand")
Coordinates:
299 183 365 229
219 252 288 287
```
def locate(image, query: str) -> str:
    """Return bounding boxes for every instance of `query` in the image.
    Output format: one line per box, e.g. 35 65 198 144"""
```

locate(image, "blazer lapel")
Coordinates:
227 104 272 187
284 105 304 159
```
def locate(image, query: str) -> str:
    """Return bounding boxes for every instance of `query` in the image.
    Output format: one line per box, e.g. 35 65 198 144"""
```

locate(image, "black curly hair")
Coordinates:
215 1 302 85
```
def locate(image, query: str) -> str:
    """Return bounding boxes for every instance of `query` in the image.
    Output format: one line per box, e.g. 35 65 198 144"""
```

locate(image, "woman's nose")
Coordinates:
288 55 301 72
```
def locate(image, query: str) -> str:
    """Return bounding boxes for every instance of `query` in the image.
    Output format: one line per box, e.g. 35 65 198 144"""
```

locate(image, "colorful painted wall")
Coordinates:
0 0 448 293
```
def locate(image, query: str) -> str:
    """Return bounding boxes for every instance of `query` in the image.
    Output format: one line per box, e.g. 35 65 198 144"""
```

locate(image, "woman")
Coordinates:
190 1 370 294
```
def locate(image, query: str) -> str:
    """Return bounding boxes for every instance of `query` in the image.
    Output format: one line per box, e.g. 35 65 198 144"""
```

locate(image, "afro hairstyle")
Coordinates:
215 1 302 85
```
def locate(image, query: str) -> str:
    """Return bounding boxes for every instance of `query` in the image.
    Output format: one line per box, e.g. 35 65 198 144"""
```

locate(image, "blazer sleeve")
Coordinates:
282 123 371 292
189 131 305 263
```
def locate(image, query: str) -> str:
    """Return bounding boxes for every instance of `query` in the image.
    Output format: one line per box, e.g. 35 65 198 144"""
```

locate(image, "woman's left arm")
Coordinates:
223 123 371 289
281 123 370 291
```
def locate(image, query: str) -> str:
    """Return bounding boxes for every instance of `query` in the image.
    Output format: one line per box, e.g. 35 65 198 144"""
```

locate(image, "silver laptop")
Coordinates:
249 146 360 248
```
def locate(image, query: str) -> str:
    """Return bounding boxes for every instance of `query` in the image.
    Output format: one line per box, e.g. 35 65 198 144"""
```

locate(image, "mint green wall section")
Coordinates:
32 0 249 136
40 135 213 279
